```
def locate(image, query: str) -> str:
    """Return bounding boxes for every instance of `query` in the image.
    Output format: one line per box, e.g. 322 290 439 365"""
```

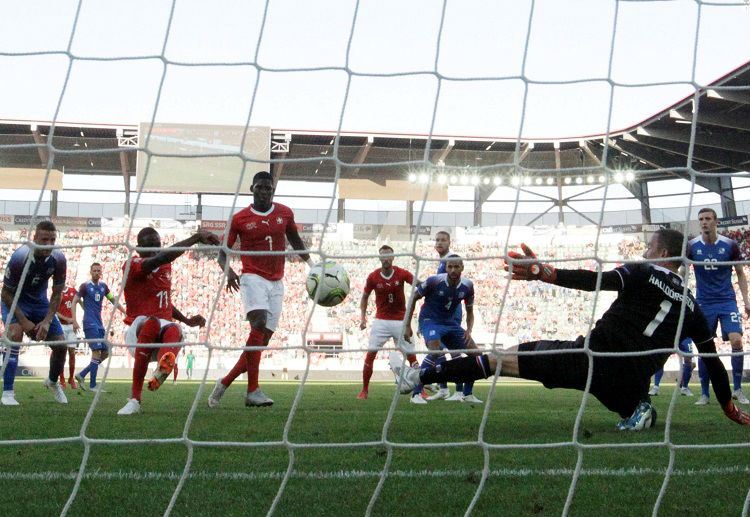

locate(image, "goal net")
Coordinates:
1 1 749 516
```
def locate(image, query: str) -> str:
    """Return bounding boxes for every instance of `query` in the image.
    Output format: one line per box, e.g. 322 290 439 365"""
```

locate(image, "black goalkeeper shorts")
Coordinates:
517 337 649 418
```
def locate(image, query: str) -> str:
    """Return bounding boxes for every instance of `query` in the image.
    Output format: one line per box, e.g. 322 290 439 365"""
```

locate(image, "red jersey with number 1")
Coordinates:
228 203 297 281
57 286 78 321
122 256 173 325
364 266 414 320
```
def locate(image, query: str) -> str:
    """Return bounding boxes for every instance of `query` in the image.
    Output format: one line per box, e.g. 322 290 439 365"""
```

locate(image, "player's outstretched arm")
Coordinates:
142 230 220 273
505 243 621 292
695 337 750 426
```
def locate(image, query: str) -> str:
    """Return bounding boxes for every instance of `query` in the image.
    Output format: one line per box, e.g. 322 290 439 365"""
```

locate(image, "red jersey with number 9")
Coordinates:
228 203 296 281
57 286 78 320
364 266 414 320
122 256 173 325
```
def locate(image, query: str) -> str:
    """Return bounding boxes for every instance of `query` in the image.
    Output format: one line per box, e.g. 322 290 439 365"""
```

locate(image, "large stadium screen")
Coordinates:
136 123 270 193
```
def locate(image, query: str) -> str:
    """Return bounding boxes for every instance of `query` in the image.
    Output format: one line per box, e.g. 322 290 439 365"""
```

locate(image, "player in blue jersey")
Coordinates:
404 255 482 404
72 262 126 391
428 231 470 401
648 338 695 396
687 208 750 405
1 220 69 405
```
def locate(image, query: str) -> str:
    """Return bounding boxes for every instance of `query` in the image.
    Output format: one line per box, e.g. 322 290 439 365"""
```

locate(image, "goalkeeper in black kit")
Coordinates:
397 229 749 430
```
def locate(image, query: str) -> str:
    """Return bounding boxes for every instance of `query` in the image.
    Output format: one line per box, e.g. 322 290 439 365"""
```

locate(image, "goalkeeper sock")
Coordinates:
245 328 265 393
653 368 663 387
3 346 19 391
131 347 151 402
89 358 101 388
681 362 693 388
362 351 376 392
420 354 492 385
731 354 743 391
698 358 710 397
436 355 447 390
462 380 474 396
414 355 437 396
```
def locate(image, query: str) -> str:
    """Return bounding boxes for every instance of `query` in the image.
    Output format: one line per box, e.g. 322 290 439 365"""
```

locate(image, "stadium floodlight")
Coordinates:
511 176 520 187
449 175 458 184
408 173 417 183
587 175 594 184
575 177 583 185
546 177 554 185
437 174 447 185
535 177 543 185
614 172 624 183
523 177 532 186
470 176 480 186
493 176 502 186
625 170 635 182
482 177 490 185
460 176 469 185
419 173 429 184
564 177 572 185
598 175 606 183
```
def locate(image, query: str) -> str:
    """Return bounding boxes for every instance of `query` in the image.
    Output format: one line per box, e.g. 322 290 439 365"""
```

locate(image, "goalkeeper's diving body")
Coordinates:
397 229 750 430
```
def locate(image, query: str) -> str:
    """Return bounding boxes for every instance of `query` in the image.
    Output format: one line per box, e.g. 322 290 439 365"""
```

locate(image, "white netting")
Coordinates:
1 1 750 516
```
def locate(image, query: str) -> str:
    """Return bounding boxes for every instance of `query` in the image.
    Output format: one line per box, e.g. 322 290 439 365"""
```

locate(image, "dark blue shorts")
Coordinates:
1 302 64 339
84 326 108 351
419 320 466 350
701 302 742 340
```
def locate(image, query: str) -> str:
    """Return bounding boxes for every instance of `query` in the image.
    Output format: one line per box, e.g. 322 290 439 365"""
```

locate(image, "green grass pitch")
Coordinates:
1 379 748 517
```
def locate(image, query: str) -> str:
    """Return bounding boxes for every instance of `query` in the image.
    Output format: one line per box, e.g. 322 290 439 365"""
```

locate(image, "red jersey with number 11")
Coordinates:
364 266 414 320
122 256 173 325
228 203 296 281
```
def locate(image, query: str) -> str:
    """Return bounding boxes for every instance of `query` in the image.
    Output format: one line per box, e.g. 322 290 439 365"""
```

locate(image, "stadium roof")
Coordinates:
1 60 748 191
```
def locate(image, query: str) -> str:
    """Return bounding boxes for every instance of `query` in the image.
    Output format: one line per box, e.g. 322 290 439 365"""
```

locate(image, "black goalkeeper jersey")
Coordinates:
557 263 713 380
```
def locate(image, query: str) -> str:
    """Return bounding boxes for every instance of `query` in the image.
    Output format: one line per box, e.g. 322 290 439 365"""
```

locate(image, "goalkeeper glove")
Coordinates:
722 401 750 426
506 243 557 283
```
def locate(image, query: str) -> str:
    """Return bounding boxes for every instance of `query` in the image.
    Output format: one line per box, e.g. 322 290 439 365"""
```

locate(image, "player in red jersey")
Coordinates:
117 226 220 415
55 285 81 389
358 245 419 399
208 171 313 408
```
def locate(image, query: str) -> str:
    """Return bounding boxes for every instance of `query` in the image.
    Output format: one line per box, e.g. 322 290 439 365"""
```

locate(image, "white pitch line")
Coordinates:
0 465 747 482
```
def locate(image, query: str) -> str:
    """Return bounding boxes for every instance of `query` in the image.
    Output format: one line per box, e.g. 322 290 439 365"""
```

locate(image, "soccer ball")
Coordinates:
306 261 350 307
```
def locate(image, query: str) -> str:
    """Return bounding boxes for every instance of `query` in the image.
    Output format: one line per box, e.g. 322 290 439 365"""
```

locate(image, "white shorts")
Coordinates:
61 324 78 349
240 273 284 332
125 315 184 360
368 319 415 353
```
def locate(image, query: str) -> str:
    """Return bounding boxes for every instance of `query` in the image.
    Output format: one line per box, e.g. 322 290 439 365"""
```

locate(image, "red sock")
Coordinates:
131 318 162 402
246 328 265 393
173 364 178 381
362 351 377 392
406 353 419 368
158 326 181 363
131 347 151 402
59 372 66 384
222 352 248 388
